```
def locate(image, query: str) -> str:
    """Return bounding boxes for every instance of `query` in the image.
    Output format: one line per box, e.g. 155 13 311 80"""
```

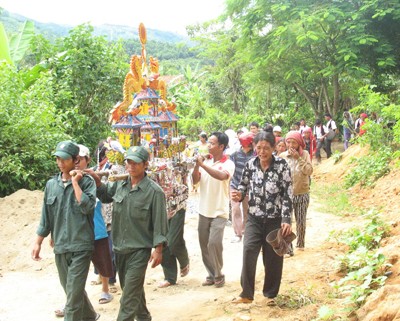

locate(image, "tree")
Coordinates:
47 24 128 150
0 63 67 196
223 0 400 118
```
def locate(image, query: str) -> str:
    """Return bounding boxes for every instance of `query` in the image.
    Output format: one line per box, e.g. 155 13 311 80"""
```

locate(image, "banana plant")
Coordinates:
0 20 34 65
0 22 12 64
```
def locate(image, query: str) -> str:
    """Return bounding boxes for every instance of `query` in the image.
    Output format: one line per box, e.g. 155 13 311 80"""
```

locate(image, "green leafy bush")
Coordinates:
344 148 391 188
335 211 390 252
331 211 391 308
351 85 400 151
0 64 67 196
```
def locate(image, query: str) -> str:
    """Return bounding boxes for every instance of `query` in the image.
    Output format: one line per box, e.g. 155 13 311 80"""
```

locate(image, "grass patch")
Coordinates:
311 181 359 217
275 288 316 309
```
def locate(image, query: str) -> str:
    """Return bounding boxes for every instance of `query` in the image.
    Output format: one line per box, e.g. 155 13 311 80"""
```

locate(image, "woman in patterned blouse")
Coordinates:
231 131 293 305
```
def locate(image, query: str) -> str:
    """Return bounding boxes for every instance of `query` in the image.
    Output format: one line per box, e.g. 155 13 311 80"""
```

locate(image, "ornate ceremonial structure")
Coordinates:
108 23 190 218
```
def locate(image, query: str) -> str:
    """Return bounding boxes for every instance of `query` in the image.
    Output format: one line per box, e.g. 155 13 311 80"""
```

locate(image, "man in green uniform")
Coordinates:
32 140 99 321
87 146 168 321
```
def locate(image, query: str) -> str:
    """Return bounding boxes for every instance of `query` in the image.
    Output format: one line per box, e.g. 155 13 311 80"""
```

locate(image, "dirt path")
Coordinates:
0 188 360 321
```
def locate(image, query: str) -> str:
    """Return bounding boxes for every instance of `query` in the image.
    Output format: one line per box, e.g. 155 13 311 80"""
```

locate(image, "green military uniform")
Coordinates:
37 173 97 321
97 174 168 321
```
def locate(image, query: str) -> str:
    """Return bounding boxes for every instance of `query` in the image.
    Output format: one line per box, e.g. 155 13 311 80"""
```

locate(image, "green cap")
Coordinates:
125 146 149 163
53 141 79 160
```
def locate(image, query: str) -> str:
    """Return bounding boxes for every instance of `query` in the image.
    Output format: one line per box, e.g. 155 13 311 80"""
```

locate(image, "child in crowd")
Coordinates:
275 138 287 156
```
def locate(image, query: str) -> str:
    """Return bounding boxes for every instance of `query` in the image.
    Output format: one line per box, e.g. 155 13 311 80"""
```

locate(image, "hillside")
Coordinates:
0 9 188 43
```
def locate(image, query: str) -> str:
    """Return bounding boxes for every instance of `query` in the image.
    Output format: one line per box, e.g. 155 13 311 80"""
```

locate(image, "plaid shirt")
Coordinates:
237 155 293 224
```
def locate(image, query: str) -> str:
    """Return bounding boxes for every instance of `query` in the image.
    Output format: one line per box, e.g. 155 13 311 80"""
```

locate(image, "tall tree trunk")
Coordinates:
321 80 331 114
293 82 318 114
317 86 324 116
332 73 340 117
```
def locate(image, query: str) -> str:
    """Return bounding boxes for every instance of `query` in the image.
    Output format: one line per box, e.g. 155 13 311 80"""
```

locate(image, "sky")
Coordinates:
0 0 226 35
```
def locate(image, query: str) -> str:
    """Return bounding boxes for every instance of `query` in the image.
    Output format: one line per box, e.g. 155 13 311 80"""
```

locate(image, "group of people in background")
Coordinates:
33 109 375 320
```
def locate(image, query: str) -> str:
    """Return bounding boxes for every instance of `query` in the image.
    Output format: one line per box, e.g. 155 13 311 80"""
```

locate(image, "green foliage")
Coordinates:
350 85 398 150
220 0 400 118
314 305 337 321
331 151 342 164
333 211 390 253
382 102 400 145
0 22 12 63
46 24 128 150
0 19 34 66
0 64 67 196
344 148 391 188
9 20 34 65
331 211 391 308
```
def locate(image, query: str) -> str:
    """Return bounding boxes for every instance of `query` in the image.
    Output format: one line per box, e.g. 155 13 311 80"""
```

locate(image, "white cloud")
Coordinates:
0 0 226 35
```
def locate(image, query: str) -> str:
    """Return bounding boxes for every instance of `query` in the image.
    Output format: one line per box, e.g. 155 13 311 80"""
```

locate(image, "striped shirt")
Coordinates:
230 148 255 189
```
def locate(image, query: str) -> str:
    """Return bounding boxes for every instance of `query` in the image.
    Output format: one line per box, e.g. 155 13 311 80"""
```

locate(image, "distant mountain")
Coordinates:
0 9 189 43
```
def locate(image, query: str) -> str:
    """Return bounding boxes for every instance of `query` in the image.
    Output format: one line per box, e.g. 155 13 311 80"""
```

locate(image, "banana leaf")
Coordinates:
0 22 12 64
9 20 35 65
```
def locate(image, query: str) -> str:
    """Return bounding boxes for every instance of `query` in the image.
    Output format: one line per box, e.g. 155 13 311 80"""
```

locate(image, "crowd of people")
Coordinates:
31 111 373 320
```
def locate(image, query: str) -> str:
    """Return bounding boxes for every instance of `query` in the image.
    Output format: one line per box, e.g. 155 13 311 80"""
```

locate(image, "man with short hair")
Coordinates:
32 141 99 321
88 146 168 321
249 122 260 135
192 132 235 288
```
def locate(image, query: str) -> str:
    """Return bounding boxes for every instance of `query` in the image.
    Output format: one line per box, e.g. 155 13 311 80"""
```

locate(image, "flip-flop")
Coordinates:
99 292 113 304
54 307 65 317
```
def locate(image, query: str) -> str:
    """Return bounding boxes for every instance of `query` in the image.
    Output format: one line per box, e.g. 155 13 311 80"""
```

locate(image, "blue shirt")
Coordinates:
94 200 108 240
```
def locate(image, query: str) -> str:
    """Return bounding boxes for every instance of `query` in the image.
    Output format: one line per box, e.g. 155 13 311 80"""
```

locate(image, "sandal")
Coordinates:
201 279 214 286
214 276 225 288
99 292 113 304
180 264 190 277
55 307 65 317
266 298 277 306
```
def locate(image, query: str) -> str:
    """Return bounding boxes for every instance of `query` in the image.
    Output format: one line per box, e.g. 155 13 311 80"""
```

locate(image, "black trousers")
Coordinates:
324 138 333 158
161 209 189 284
240 216 283 300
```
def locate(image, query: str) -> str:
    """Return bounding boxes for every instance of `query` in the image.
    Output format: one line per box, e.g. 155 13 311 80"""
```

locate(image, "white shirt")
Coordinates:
300 125 310 134
314 125 329 139
198 156 235 219
355 118 362 129
326 119 337 131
